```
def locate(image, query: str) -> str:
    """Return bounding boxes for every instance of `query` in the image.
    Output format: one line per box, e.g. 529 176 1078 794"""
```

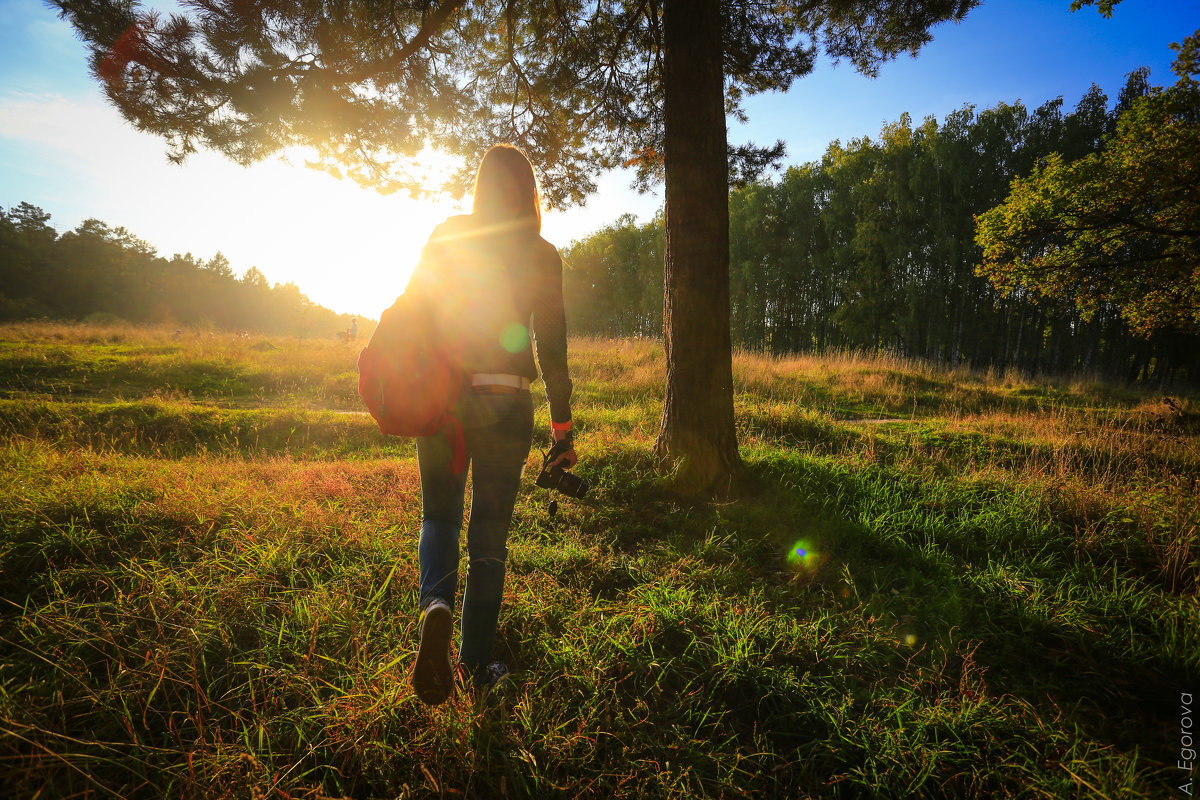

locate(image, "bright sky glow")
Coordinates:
1 0 1197 317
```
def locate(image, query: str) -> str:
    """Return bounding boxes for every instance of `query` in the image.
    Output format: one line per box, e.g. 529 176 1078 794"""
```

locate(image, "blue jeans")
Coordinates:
416 389 534 678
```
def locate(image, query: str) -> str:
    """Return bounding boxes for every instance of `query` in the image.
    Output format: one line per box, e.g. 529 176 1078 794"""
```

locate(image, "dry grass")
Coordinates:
0 320 365 409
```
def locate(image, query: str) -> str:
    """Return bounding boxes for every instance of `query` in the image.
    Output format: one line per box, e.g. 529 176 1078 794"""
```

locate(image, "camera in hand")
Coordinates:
536 439 589 499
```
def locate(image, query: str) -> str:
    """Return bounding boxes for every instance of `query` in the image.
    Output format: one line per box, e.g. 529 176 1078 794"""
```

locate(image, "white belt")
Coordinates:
471 373 530 390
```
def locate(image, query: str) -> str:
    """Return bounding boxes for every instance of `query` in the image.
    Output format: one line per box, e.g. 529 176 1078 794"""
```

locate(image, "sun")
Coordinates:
181 144 470 320
283 145 470 318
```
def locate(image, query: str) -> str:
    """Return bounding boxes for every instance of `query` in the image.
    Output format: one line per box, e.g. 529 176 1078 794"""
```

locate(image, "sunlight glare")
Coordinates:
102 137 469 319
2 84 660 321
231 144 468 318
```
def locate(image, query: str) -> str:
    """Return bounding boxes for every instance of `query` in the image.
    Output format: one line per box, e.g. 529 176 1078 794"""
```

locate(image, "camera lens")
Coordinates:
536 464 590 498
556 467 589 499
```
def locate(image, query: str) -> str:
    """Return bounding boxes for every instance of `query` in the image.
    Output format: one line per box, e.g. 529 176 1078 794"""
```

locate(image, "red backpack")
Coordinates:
357 289 467 474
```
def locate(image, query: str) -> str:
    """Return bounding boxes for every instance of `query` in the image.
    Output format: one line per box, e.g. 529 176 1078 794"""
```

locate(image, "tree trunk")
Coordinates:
1001 300 1011 365
1013 306 1025 368
654 0 740 494
950 309 964 368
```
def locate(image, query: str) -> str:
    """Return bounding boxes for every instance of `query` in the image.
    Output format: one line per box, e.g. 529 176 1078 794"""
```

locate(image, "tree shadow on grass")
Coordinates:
0 489 421 799
522 445 1193 795
735 456 1191 782
739 401 1199 499
0 399 396 458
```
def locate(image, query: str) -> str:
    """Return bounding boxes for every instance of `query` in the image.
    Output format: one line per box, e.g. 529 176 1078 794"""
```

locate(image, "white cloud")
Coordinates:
0 91 147 165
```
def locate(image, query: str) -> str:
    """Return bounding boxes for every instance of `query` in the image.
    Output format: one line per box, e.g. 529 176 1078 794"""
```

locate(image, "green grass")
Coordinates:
0 323 1196 798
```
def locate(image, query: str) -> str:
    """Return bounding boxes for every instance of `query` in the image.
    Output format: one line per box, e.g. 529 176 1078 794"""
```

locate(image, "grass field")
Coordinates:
1 321 1197 798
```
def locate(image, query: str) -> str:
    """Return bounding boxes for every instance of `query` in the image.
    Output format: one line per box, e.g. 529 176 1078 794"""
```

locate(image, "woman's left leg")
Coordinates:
413 430 471 705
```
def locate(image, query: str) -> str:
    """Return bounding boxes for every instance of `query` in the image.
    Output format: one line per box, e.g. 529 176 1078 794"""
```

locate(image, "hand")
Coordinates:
549 428 578 469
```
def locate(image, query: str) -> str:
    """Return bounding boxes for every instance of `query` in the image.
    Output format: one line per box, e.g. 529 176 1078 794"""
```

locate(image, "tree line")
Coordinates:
0 203 354 338
562 70 1200 386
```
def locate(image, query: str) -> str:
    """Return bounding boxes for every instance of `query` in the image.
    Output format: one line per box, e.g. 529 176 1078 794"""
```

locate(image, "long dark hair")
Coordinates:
471 144 542 235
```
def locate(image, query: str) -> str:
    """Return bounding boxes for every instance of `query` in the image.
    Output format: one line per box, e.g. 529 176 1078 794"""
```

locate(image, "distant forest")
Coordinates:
0 203 353 338
562 70 1199 387
4 70 1196 385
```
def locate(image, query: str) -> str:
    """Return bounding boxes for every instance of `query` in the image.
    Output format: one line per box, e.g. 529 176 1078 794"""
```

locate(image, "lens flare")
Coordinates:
787 539 820 573
500 323 529 353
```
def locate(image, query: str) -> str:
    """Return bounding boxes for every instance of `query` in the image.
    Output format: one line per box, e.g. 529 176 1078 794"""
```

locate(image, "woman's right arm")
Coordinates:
531 242 575 464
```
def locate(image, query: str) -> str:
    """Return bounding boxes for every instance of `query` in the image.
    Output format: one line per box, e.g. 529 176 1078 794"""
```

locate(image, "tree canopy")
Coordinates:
54 0 974 204
975 30 1200 337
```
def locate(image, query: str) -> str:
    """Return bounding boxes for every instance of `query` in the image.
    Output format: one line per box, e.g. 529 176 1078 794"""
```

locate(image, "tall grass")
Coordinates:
0 322 1196 798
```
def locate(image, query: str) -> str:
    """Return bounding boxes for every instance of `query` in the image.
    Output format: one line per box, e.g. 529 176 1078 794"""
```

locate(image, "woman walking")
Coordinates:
407 145 577 705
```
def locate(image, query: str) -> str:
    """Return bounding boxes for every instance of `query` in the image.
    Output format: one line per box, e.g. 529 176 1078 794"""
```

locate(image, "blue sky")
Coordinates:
740 0 1198 161
1 0 1197 316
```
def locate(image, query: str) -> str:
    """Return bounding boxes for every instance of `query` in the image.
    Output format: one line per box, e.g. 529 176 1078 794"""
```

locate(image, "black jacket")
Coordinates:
408 214 572 424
